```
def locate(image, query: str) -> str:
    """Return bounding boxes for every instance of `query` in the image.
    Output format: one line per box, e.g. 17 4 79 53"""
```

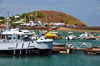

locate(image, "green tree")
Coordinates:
20 13 28 18
47 21 50 23
32 16 36 20
0 16 5 24
65 20 68 24
62 19 68 24
37 12 42 17
10 23 18 28
60 13 64 16
10 15 15 21
0 16 5 19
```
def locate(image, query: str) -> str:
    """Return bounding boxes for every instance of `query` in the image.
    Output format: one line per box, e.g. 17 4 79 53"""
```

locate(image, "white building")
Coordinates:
53 23 65 26
15 14 20 19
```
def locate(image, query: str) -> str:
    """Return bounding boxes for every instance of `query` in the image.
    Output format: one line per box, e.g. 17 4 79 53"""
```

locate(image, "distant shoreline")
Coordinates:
56 27 100 32
0 26 100 32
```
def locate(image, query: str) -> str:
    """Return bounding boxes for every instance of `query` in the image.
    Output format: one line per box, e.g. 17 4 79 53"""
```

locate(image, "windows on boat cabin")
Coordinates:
1 34 32 40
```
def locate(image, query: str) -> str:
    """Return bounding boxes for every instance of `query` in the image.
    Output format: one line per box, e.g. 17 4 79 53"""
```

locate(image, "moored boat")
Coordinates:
45 29 60 39
79 32 96 37
0 28 53 54
66 31 76 40
0 13 53 55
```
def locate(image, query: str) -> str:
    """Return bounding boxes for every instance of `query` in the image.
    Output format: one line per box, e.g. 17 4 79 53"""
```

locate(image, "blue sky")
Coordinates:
0 0 100 26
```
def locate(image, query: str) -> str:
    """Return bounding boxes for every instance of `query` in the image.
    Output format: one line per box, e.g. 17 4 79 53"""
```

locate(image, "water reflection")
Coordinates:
0 54 51 58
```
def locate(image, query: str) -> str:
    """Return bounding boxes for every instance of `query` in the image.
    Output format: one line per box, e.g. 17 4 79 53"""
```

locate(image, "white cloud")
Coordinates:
98 7 100 10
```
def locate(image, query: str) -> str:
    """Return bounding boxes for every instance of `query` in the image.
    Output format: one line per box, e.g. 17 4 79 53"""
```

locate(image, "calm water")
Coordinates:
0 31 100 66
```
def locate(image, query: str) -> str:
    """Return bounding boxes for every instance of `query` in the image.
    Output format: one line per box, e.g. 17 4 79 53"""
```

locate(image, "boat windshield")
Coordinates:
1 34 23 40
23 35 32 41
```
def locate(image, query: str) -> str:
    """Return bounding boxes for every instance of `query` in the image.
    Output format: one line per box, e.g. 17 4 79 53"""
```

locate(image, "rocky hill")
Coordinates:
20 10 87 26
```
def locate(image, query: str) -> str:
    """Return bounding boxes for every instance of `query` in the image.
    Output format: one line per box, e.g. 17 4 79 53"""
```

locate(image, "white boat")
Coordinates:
39 30 48 36
52 31 62 36
66 31 76 40
0 28 53 54
79 32 89 37
30 30 39 40
0 13 53 55
79 32 96 37
40 30 62 36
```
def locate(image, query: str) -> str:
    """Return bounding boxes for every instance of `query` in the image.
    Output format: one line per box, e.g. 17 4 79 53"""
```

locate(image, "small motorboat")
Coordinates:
66 31 76 40
79 32 96 37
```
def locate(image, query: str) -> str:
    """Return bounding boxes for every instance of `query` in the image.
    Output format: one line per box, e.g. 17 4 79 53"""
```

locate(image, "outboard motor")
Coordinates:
66 37 69 40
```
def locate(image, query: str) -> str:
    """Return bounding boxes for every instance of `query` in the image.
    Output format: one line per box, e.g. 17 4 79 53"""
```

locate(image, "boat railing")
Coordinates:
66 42 92 49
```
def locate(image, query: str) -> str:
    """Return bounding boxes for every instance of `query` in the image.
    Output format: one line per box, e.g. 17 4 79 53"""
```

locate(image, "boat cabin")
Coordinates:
1 28 33 41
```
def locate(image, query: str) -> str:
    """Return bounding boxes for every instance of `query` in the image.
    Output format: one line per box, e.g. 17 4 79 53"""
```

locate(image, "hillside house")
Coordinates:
15 14 20 19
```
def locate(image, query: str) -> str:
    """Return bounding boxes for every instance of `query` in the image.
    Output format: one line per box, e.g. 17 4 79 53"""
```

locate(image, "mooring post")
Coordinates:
67 48 70 53
67 48 72 53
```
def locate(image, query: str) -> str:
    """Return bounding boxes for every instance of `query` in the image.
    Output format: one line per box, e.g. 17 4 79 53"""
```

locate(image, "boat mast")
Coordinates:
6 12 9 31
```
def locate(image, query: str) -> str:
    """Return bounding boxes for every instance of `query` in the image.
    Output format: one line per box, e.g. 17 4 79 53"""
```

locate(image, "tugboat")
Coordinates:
0 13 53 55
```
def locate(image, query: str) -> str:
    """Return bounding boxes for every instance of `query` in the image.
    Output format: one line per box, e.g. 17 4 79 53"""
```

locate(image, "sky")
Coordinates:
0 0 100 26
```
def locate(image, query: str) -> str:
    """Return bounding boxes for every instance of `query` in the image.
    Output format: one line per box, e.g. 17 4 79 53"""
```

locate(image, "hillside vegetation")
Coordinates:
20 10 86 26
0 10 86 26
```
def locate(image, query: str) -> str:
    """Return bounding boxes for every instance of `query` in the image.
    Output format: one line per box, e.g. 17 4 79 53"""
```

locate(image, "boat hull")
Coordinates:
46 36 60 39
66 36 76 40
0 49 51 55
0 39 53 55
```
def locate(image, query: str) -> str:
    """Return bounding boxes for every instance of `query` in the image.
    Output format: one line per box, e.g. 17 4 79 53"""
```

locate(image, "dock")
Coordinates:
51 47 70 53
61 37 100 40
51 42 100 54
85 48 100 54
51 47 100 54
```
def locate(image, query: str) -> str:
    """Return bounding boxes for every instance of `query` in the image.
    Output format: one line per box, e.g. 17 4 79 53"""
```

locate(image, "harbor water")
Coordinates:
0 31 100 66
